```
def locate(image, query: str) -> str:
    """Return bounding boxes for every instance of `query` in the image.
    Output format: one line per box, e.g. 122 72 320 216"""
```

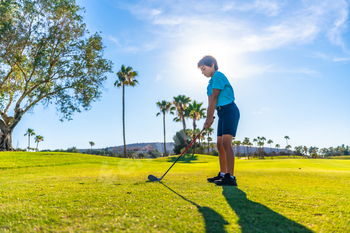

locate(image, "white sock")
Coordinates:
220 172 225 177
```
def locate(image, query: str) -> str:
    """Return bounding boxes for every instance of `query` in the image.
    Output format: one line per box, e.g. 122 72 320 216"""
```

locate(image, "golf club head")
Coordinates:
148 174 160 182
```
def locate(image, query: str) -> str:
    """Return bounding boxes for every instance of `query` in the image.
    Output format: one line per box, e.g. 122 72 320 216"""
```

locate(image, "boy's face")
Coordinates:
199 64 215 78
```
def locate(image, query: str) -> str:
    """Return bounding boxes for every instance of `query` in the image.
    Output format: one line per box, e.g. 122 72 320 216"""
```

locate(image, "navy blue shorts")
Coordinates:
217 102 240 137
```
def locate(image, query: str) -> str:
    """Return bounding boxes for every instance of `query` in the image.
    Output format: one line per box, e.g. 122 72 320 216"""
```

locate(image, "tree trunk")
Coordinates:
163 113 166 156
207 138 210 155
181 112 187 146
122 84 127 158
192 117 196 155
0 129 15 151
0 111 22 151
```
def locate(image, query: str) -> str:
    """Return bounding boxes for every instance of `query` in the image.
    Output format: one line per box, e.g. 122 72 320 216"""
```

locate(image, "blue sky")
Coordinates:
13 0 350 150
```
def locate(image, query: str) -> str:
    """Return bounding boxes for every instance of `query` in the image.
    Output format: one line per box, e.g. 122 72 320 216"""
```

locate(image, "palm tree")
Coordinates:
267 139 273 155
199 130 206 154
187 100 206 155
253 138 258 147
34 135 44 151
89 141 95 153
114 65 139 158
210 142 215 153
320 148 327 158
261 137 266 157
173 95 191 146
243 137 250 157
303 146 308 157
235 140 241 157
156 100 175 156
248 142 253 159
24 128 35 151
205 127 214 155
206 127 214 154
258 141 264 158
284 135 290 147
285 145 292 155
275 144 280 154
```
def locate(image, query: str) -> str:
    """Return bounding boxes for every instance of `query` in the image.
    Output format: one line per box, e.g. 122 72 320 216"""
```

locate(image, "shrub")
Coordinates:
149 150 161 158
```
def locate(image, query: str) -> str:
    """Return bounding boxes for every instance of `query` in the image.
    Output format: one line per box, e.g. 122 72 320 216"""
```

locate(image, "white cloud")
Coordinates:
111 0 350 74
108 35 121 46
155 74 162 82
253 108 270 115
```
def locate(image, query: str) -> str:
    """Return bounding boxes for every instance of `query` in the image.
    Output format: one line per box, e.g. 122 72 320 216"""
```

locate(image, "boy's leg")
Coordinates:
214 134 237 186
222 134 234 176
217 136 227 173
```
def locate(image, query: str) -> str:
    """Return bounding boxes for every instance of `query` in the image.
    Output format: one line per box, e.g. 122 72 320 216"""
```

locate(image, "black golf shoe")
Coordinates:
214 173 237 186
207 172 223 183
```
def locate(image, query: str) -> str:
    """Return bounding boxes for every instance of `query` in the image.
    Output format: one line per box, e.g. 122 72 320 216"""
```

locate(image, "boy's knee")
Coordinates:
217 141 224 150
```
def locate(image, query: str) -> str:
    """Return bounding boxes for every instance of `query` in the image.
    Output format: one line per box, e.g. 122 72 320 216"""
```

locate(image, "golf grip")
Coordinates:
160 128 206 180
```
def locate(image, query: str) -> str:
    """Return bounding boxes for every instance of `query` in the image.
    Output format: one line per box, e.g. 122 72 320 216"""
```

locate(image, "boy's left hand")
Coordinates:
204 116 214 129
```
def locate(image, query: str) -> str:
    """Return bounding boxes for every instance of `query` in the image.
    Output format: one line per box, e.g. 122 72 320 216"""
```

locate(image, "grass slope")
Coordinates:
0 152 349 232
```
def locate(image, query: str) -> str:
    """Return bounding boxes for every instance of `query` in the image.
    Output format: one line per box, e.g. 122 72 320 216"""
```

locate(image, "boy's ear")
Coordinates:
211 63 215 68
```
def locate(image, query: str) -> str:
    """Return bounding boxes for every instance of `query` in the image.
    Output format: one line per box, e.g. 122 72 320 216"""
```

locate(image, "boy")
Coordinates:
198 55 240 186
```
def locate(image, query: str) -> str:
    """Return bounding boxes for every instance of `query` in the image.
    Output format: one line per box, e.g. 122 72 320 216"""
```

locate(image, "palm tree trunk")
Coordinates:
192 117 196 155
163 113 166 156
122 84 127 158
28 135 30 150
207 138 209 154
181 112 187 146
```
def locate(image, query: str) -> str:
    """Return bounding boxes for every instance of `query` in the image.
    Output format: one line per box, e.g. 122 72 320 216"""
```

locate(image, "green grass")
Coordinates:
1 152 349 232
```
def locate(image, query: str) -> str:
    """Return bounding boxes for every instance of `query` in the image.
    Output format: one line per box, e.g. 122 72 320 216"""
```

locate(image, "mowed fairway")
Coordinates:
0 152 349 232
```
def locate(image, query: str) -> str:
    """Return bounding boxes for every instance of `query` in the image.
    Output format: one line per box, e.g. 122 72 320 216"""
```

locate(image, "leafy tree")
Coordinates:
34 135 43 151
156 100 175 156
0 0 112 151
186 100 205 154
24 128 35 151
114 65 138 158
173 95 191 146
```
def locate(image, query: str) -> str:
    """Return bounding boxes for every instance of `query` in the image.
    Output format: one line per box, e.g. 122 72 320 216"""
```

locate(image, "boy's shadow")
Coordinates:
160 183 228 233
222 187 313 233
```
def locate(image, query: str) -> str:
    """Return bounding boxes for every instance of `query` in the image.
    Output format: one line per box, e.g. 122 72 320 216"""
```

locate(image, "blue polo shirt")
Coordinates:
207 71 235 108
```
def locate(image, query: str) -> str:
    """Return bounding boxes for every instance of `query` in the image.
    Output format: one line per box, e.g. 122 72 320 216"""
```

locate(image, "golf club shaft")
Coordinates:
159 128 205 181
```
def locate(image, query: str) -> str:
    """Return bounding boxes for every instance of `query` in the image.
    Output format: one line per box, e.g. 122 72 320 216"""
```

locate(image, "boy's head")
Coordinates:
197 55 218 71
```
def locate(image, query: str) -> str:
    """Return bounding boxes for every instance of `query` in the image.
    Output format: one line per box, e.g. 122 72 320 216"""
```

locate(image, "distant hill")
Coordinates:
79 142 174 154
79 143 286 154
109 142 174 154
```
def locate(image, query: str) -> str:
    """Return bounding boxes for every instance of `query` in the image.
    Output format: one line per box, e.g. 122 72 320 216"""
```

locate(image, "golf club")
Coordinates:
148 127 207 182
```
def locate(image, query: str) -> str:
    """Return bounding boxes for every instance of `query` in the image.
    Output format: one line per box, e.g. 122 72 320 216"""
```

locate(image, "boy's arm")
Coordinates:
204 88 220 129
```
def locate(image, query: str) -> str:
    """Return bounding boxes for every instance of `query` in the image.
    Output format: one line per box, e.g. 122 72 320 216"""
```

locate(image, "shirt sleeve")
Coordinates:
211 72 226 90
